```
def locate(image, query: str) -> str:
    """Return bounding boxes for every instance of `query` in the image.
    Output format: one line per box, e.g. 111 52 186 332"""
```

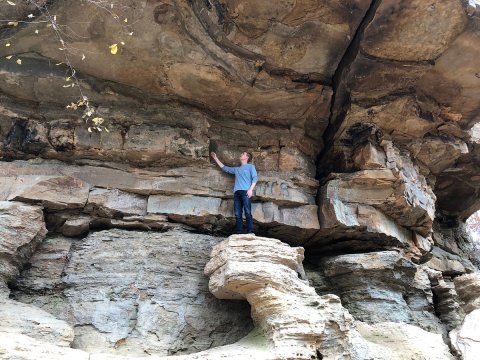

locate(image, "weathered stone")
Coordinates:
319 168 434 235
362 0 467 62
353 142 386 170
61 217 91 237
0 201 47 284
450 309 480 360
9 176 90 210
85 188 147 217
410 136 469 174
0 160 316 206
425 247 468 276
0 298 74 347
357 321 454 360
426 268 464 331
454 273 480 314
317 198 413 249
204 234 365 359
14 236 72 292
314 251 444 333
147 194 320 241
13 229 253 356
0 333 89 360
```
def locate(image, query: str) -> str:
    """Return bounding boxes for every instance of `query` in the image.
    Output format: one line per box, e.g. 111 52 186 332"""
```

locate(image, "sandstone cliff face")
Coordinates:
0 0 479 359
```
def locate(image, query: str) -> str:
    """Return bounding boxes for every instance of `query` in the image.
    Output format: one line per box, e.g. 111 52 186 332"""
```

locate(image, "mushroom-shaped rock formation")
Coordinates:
203 234 454 360
204 234 362 359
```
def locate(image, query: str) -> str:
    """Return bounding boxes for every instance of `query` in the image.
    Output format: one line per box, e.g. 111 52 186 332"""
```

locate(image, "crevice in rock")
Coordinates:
316 0 382 180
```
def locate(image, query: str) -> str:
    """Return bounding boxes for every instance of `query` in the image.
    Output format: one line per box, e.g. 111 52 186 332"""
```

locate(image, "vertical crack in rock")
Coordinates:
317 0 382 179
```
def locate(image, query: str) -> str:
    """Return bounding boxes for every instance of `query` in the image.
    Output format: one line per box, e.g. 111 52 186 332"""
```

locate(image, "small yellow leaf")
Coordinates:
16 59 21 65
35 29 39 34
87 127 92 133
92 117 104 125
5 55 12 59
120 41 125 45
5 43 11 47
109 43 118 55
128 32 133 36
104 127 110 133
55 62 63 66
81 54 85 61
8 21 18 26
62 84 72 88
7 1 16 5
124 18 128 23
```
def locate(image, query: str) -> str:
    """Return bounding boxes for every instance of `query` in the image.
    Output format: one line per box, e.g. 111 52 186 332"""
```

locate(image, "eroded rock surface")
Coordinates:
0 0 479 358
204 234 365 359
450 273 480 360
311 251 444 333
0 201 47 287
12 229 253 357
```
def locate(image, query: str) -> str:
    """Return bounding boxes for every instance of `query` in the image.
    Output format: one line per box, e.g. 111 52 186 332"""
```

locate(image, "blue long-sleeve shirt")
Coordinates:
222 163 258 192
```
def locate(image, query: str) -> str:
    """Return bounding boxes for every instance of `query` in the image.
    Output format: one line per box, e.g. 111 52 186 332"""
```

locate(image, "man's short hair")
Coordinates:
241 151 253 162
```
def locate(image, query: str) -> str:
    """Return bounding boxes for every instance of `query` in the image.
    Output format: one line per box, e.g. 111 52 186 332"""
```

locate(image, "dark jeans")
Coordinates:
234 190 254 234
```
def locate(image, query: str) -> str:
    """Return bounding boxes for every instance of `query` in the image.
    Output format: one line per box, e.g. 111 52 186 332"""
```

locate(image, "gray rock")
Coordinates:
425 247 469 275
454 273 480 314
10 176 90 210
311 251 445 333
85 188 148 217
0 298 74 347
0 201 47 286
13 229 253 356
62 217 91 237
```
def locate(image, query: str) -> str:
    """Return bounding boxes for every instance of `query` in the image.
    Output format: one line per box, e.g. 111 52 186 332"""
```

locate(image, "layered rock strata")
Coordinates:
11 229 253 356
0 0 479 359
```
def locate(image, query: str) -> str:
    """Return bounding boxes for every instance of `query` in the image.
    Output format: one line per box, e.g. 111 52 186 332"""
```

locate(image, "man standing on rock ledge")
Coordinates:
211 151 257 235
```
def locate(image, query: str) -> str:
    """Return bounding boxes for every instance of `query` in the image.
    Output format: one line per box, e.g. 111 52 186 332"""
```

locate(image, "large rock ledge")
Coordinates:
1 233 457 360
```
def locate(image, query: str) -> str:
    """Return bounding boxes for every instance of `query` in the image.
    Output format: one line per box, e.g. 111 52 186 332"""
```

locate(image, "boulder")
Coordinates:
61 217 91 237
0 201 47 285
425 247 468 276
0 298 74 347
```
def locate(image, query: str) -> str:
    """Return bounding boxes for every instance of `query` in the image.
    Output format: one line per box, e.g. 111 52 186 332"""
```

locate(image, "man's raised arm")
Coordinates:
210 152 225 168
211 152 235 174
